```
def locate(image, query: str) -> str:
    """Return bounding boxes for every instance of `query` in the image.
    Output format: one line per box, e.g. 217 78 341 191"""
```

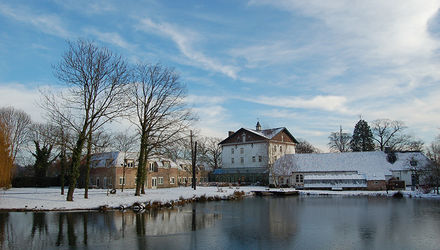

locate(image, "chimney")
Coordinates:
228 131 234 137
256 121 261 131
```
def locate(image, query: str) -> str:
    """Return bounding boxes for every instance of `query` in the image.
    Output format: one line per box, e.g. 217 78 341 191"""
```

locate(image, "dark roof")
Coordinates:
219 127 298 145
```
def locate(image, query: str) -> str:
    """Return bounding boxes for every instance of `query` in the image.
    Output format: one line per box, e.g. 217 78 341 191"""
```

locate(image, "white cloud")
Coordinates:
0 3 71 38
0 83 46 122
83 28 135 50
137 18 239 79
245 95 349 113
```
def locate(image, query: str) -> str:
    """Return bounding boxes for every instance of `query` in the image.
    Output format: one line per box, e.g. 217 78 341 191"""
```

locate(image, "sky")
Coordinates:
1 0 440 151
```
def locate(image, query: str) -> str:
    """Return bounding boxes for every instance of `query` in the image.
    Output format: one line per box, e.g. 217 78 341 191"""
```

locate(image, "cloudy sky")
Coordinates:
1 0 440 150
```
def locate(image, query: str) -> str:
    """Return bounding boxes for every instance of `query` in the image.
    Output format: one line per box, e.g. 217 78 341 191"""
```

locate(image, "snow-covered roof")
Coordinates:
274 151 430 181
243 127 284 140
304 174 366 180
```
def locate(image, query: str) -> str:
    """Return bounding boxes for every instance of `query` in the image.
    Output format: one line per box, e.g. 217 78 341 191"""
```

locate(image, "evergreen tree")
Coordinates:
350 119 375 151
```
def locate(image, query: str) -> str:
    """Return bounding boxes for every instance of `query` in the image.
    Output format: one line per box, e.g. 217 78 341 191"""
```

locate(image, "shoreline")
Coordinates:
0 186 438 212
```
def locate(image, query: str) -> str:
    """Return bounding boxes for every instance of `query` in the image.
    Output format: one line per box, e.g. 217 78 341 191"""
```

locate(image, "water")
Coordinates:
1 196 439 249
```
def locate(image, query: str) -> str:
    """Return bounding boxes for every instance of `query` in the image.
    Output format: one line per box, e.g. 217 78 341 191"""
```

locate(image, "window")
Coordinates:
242 134 246 142
163 161 170 168
240 157 244 164
231 148 234 154
149 162 154 171
240 148 244 154
232 158 234 164
119 177 125 185
158 177 164 185
280 146 282 153
296 174 303 183
170 177 175 184
252 156 256 162
273 145 276 152
258 156 262 162
410 160 417 167
96 177 100 187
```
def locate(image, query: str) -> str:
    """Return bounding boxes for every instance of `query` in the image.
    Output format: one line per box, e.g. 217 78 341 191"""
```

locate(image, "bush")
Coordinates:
392 191 404 199
12 176 63 187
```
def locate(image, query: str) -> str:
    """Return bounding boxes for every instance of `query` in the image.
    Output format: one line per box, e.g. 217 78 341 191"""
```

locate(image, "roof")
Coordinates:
273 151 430 181
219 127 298 145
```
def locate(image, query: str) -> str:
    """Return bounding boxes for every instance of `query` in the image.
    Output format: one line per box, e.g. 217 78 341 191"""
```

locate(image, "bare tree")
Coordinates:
112 131 137 192
197 136 222 170
371 119 405 151
0 107 32 164
42 40 129 201
296 139 320 154
127 63 194 196
425 136 440 194
328 126 351 152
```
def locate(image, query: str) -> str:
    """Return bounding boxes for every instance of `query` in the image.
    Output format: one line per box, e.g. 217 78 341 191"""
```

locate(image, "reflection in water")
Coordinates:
0 197 439 249
55 213 63 246
31 213 48 239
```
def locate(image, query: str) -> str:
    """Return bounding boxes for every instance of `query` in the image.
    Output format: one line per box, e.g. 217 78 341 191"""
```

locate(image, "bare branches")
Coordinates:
42 39 130 201
328 126 351 152
128 63 195 196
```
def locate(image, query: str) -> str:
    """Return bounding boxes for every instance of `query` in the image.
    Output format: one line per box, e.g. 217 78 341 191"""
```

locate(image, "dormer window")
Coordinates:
410 160 417 167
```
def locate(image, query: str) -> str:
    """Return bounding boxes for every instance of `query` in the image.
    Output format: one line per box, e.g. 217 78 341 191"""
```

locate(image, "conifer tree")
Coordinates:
350 119 375 151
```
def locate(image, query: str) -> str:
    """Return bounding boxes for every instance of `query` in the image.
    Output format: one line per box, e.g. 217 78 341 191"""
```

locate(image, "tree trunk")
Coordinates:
60 148 66 195
66 132 87 201
84 128 92 199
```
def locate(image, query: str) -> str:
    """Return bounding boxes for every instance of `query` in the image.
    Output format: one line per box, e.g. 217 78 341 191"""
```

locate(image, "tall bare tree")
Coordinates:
371 119 424 151
328 126 351 152
0 107 32 164
42 40 129 201
128 63 193 196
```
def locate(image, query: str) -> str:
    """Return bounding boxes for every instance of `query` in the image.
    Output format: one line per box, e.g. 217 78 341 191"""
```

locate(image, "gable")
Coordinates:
270 129 298 143
219 128 268 145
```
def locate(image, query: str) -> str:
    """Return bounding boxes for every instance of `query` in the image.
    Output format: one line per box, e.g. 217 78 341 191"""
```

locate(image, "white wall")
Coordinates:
221 142 268 169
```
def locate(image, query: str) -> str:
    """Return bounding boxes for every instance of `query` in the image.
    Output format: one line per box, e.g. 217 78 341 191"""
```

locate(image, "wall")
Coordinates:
221 142 268 169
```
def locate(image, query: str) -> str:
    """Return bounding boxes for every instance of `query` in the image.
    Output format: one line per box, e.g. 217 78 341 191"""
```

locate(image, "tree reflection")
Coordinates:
66 213 77 246
31 213 48 239
0 213 9 247
83 213 88 245
56 213 64 246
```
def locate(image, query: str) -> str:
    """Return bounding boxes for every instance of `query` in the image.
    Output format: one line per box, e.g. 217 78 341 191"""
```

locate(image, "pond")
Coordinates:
1 196 439 249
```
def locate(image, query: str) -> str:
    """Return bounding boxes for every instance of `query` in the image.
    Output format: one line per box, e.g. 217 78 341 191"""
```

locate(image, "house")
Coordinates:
88 152 209 189
212 122 298 184
272 151 430 190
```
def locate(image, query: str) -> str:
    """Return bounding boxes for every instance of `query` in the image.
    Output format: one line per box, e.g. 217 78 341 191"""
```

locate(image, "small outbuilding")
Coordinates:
272 151 430 190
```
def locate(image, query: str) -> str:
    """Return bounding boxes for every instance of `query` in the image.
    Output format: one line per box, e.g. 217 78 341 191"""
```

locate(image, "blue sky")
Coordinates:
1 0 440 151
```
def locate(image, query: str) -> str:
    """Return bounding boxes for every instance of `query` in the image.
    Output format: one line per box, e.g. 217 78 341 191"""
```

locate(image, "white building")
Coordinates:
272 151 430 190
213 122 298 184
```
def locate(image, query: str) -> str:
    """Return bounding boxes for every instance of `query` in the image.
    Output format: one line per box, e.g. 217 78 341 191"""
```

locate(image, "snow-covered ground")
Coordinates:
0 186 438 211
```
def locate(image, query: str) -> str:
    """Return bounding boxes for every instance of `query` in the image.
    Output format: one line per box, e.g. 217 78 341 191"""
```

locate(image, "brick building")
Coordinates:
88 152 209 189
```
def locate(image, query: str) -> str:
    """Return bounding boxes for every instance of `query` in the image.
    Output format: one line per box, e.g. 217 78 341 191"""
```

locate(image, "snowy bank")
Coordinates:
0 186 266 211
0 187 438 211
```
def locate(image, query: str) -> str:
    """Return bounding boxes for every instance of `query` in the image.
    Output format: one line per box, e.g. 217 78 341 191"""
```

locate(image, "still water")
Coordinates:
1 196 440 249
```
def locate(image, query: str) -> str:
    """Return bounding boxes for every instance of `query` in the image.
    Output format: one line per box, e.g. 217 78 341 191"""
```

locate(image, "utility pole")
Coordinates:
190 130 197 190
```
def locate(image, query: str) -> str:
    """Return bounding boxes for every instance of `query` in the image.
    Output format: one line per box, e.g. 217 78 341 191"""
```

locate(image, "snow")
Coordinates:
273 151 430 181
242 127 285 140
304 174 365 180
0 186 266 211
1 186 438 211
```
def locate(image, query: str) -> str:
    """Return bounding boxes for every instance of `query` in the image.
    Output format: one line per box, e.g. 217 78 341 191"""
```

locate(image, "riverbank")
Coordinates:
0 186 438 211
